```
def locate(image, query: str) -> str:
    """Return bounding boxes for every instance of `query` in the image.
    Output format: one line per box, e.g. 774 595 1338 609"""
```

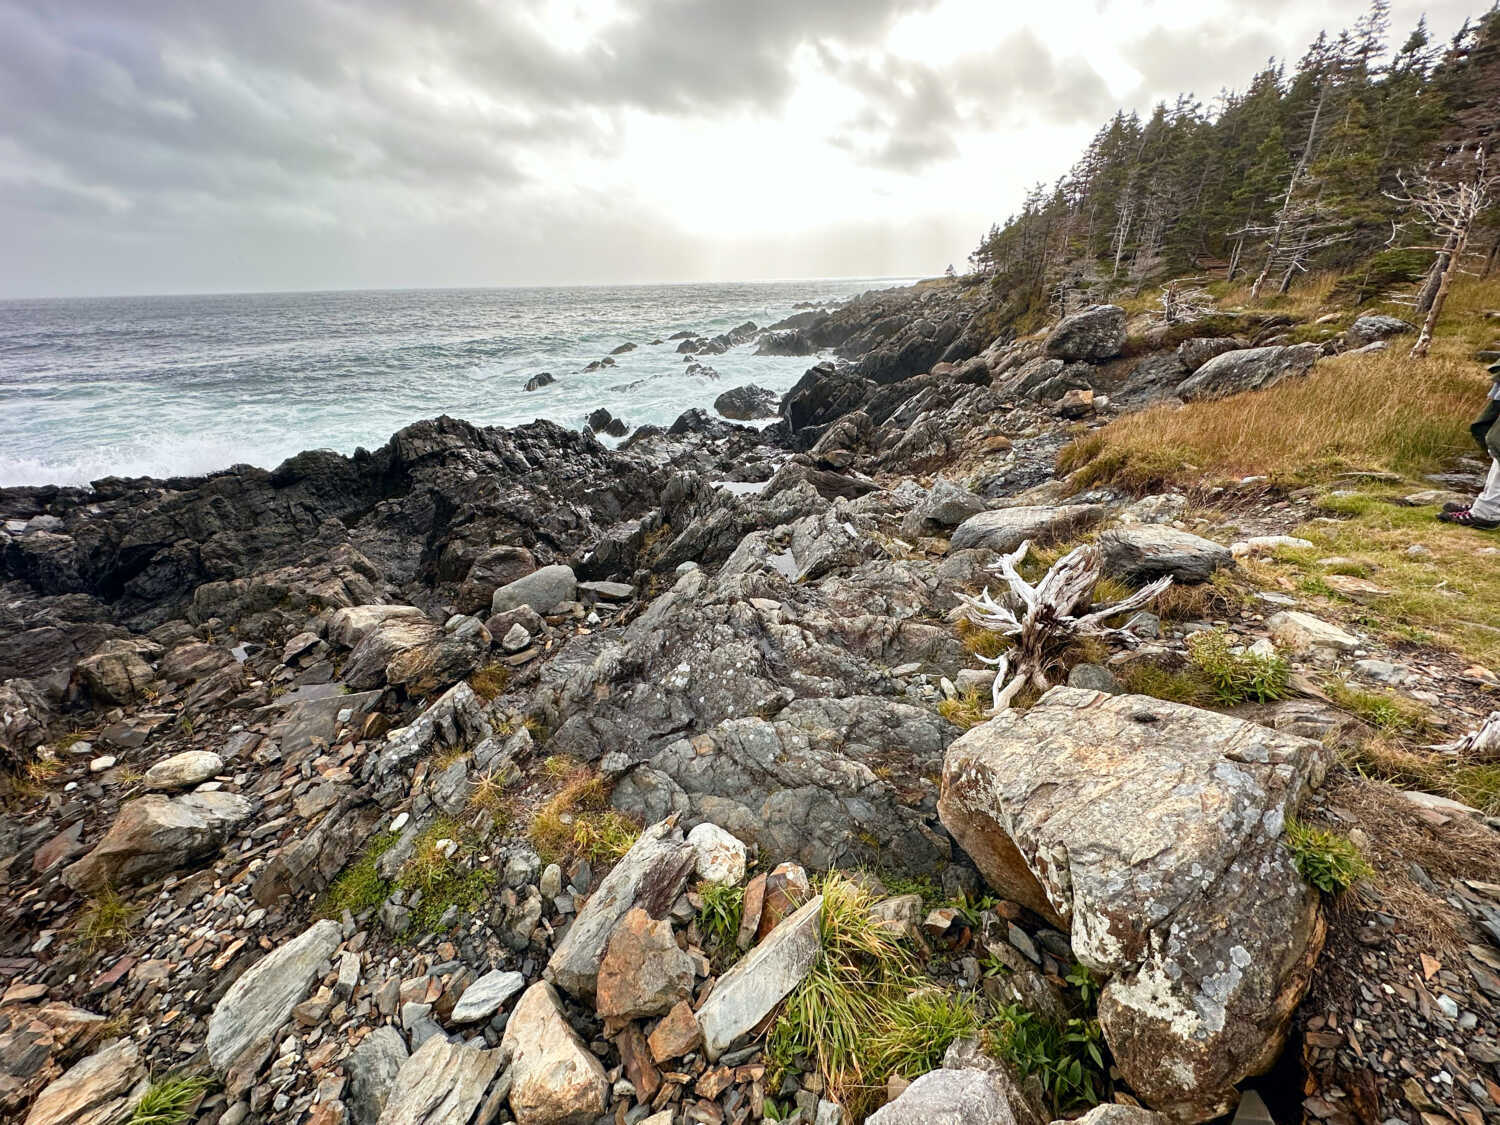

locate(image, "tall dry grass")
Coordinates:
1060 277 1498 492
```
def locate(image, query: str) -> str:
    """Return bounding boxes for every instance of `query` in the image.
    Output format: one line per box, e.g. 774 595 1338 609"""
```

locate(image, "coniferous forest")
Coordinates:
968 2 1500 328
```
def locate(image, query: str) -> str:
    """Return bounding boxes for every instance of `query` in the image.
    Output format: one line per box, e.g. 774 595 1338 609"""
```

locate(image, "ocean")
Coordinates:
0 278 913 488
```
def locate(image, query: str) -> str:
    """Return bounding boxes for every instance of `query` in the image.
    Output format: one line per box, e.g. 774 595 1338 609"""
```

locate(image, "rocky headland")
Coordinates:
1 279 1497 1125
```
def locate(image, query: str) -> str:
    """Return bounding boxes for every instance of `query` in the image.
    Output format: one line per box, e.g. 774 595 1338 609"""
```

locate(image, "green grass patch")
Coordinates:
396 819 498 935
696 881 746 970
1325 681 1430 736
1286 818 1373 896
1117 661 1215 706
318 831 399 920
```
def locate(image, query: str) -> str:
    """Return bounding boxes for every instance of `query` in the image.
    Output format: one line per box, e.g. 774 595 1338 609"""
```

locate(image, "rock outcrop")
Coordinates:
1175 343 1319 402
1044 305 1126 362
939 687 1331 1121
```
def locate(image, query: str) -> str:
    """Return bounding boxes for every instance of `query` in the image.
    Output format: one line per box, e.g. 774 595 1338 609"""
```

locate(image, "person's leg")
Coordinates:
1472 399 1500 456
1469 455 1500 523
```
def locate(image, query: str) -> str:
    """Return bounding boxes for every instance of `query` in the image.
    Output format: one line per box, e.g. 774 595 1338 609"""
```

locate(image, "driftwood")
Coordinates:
957 540 1171 711
1434 711 1500 762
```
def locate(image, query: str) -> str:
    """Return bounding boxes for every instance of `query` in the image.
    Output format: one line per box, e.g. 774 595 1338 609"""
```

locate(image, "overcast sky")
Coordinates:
0 0 1483 298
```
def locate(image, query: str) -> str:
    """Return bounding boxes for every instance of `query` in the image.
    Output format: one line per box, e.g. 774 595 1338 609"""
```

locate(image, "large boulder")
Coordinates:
1097 527 1233 585
948 505 1107 553
1044 305 1126 362
341 614 442 690
142 750 224 791
456 546 537 615
63 791 252 892
74 640 158 706
1175 337 1239 373
546 818 696 1000
714 384 780 420
938 687 1331 1121
780 362 873 434
327 604 428 649
491 564 577 615
206 919 342 1091
1175 343 1319 403
596 907 696 1020
697 894 822 1060
501 983 608 1125
1345 315 1413 348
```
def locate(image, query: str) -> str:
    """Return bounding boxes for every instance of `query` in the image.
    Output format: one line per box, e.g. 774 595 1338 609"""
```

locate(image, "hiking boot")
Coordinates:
1441 500 1471 513
1438 509 1500 529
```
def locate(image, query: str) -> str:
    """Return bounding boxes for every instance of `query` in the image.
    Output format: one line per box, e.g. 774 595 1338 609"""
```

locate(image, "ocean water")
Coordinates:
0 278 914 488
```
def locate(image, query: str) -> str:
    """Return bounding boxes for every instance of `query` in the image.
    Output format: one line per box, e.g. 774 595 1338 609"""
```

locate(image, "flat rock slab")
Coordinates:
948 505 1107 553
939 687 1331 1121
346 1025 408 1125
377 1033 505 1125
63 791 252 892
207 918 342 1091
1267 610 1359 654
698 894 823 1061
450 969 526 1024
24 1039 146 1125
546 818 695 1000
1097 527 1232 585
501 982 608 1125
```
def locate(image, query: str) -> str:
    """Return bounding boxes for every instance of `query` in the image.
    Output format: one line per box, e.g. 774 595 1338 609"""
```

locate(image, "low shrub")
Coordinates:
1186 630 1289 704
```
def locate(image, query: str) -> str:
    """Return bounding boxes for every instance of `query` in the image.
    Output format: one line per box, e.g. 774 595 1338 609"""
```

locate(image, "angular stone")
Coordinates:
75 642 156 706
346 1026 407 1125
900 479 988 538
546 818 696 1000
647 1000 703 1063
449 969 526 1024
686 822 747 886
491 564 577 615
63 791 252 892
142 750 224 791
1097 528 1232 586
1267 610 1359 654
866 1065 1039 1125
501 982 608 1125
206 919 342 1089
949 505 1106 554
596 907 696 1021
327 604 428 649
23 1039 146 1125
938 687 1331 1121
698 894 823 1061
377 1033 504 1125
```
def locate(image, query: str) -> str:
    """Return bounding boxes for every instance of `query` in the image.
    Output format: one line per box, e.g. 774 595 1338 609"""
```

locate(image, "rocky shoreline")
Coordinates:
1 282 1497 1125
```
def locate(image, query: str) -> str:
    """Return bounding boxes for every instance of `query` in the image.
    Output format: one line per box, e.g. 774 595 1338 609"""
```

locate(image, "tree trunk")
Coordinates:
1415 230 1458 314
1411 226 1470 359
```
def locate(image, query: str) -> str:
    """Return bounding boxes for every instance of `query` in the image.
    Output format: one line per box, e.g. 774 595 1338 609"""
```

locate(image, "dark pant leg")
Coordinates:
1473 398 1500 458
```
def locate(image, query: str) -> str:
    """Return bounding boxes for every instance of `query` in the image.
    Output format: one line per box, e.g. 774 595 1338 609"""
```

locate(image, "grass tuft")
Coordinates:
128 1075 215 1125
468 661 510 702
697 881 747 969
1117 661 1214 706
528 766 641 866
318 831 398 920
1325 681 1430 736
77 888 139 952
1286 818 1373 896
937 688 989 730
1186 630 1289 704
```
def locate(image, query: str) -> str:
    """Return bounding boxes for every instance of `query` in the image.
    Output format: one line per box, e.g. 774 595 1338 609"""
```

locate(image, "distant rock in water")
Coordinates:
582 357 616 372
714 384 778 421
524 372 555 391
676 338 705 354
755 329 815 356
666 330 696 341
586 408 628 438
684 362 720 381
609 342 637 355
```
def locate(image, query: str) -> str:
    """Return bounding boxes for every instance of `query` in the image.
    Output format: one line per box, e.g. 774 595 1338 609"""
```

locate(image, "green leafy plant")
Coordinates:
397 820 497 934
1186 630 1289 704
986 1005 1107 1116
129 1074 215 1125
318 831 398 919
1286 818 1372 895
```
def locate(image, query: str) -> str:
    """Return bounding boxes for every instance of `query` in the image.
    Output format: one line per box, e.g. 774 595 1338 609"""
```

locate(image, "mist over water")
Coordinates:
0 278 913 487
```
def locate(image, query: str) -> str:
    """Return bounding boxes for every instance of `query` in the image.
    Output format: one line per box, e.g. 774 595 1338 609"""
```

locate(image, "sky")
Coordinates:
0 0 1484 298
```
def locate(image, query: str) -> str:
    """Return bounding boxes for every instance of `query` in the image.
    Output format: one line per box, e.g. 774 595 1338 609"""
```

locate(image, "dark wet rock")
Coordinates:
755 329 815 356
780 363 873 435
523 372 555 391
714 384 780 421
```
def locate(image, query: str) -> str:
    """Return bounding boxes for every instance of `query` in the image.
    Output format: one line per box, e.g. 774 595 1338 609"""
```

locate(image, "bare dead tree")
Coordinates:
1387 146 1499 358
1434 711 1500 762
1250 81 1332 301
956 541 1171 711
1155 277 1217 326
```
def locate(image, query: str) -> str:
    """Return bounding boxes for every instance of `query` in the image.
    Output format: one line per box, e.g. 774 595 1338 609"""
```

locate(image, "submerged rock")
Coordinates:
939 687 1331 1121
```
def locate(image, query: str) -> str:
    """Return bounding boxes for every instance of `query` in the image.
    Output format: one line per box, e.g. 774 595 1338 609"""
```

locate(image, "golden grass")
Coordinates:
527 766 641 866
468 661 510 702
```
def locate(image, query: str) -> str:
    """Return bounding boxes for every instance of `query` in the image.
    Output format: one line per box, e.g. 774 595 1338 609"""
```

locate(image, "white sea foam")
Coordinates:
0 278 911 487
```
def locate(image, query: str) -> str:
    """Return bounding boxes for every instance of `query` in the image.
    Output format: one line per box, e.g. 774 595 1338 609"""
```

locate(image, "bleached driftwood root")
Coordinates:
1434 711 1500 761
959 540 1172 712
